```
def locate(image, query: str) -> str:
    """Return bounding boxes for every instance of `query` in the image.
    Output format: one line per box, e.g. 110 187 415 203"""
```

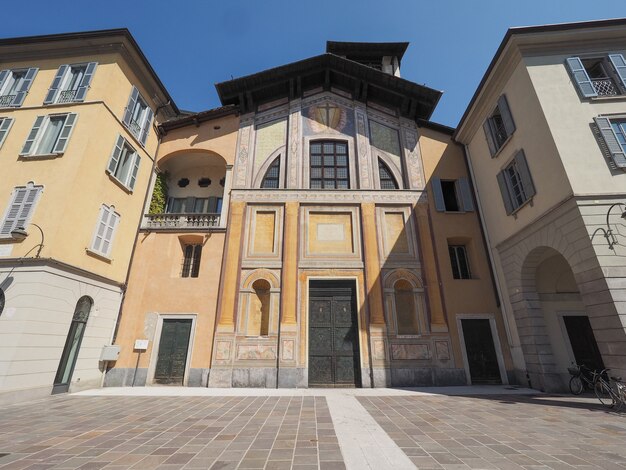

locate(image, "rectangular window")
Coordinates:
0 117 14 149
566 55 626 98
496 150 536 215
440 180 460 212
483 95 515 156
20 113 77 156
90 204 120 257
593 116 626 169
431 177 475 212
182 244 202 278
0 183 43 238
0 68 38 108
122 86 154 146
44 62 97 104
449 245 471 280
106 135 141 190
310 140 349 189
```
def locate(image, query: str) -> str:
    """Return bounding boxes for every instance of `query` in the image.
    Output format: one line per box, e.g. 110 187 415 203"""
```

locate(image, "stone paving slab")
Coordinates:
0 395 345 470
358 394 626 469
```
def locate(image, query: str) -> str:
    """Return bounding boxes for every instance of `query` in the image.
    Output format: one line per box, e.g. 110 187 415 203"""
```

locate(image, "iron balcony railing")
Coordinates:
0 94 16 107
129 119 141 137
592 78 619 96
142 213 221 230
57 89 78 103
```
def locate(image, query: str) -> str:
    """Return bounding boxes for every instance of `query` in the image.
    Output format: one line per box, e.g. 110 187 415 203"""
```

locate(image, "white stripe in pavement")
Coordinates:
325 393 416 470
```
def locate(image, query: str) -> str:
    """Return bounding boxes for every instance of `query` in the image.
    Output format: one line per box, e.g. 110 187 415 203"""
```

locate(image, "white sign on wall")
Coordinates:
0 245 13 257
134 339 149 350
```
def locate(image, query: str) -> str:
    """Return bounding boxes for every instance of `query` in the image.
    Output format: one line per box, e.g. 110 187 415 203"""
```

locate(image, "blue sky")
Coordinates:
5 0 626 126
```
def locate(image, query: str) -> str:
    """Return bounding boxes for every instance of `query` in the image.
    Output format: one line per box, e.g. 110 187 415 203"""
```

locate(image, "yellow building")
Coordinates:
0 30 177 403
107 42 512 388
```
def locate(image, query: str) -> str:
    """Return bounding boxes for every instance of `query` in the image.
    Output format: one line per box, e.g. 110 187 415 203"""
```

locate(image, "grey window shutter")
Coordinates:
21 116 45 155
0 117 14 148
1 188 27 235
496 171 514 215
52 113 77 153
456 177 475 212
123 86 139 127
44 65 68 104
129 153 141 190
566 57 597 98
102 211 120 256
497 94 516 136
514 150 536 199
483 119 497 156
139 107 153 146
11 67 38 107
609 54 626 91
0 70 9 93
74 62 97 102
594 116 626 168
107 135 126 173
92 206 108 253
431 177 445 212
15 186 41 232
208 197 218 213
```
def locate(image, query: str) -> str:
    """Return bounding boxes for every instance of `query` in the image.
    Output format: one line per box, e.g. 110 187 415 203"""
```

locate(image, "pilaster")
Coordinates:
361 203 385 325
281 202 299 324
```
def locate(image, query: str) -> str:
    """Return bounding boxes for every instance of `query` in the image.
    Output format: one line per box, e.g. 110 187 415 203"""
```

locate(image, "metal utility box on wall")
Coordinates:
100 345 121 361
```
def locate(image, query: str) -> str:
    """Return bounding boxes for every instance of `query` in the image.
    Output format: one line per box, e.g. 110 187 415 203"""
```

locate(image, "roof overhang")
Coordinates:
215 53 441 120
158 105 239 134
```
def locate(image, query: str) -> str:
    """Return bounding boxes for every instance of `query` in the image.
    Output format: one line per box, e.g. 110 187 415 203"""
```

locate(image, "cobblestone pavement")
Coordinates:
0 390 624 469
359 394 626 469
0 396 343 470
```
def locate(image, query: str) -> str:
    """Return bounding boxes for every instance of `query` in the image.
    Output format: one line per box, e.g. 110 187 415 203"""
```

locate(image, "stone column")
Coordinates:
219 165 233 228
361 203 385 325
281 202 299 324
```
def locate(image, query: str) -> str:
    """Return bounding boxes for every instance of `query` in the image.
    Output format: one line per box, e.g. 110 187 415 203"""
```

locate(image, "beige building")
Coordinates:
105 42 512 388
456 19 626 391
0 30 177 403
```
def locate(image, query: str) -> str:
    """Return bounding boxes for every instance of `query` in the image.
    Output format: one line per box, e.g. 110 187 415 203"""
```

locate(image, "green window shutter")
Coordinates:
44 65 68 104
498 94 516 136
514 150 536 199
431 177 445 212
11 67 38 107
128 153 141 190
594 116 626 168
21 116 45 155
496 171 514 215
123 86 139 127
52 113 77 153
107 135 125 174
0 117 14 149
566 57 597 98
74 62 97 102
139 107 153 146
456 177 475 212
482 119 497 156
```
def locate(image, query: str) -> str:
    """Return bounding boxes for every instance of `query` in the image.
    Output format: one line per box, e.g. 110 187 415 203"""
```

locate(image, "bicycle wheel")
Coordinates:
569 375 583 395
595 380 616 407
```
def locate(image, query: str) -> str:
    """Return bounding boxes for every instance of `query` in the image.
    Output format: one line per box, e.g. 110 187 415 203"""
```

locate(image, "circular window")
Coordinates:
0 288 5 316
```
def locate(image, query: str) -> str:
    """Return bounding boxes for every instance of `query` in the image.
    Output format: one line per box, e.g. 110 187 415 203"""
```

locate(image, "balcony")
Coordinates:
0 94 16 107
592 78 619 97
143 213 221 230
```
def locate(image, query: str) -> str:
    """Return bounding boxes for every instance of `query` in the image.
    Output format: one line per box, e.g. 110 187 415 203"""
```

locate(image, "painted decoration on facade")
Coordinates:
236 344 277 360
303 102 354 136
370 120 401 157
215 340 232 360
391 343 430 360
435 341 451 361
254 118 287 176
281 339 295 361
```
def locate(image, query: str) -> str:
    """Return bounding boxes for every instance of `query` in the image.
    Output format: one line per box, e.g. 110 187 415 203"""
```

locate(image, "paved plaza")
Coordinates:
0 387 624 469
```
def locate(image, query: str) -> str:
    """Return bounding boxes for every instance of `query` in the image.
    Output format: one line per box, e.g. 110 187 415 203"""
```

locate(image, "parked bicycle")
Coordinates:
594 371 626 411
568 364 599 395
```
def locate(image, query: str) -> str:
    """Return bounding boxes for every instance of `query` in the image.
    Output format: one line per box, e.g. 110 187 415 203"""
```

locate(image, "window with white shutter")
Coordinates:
122 86 153 146
0 68 38 108
0 117 14 149
106 135 141 191
0 183 43 238
90 205 120 258
44 62 97 104
20 113 77 156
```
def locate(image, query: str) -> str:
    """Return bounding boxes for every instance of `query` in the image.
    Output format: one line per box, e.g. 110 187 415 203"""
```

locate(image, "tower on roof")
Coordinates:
326 41 408 77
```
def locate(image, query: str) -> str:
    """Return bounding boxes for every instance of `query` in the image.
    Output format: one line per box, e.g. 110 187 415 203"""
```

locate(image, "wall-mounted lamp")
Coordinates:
10 223 45 258
592 203 626 250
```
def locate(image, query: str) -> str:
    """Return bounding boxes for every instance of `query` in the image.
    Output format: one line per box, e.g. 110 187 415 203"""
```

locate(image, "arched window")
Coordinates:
394 280 419 335
248 279 271 336
379 158 399 189
261 157 280 188
53 296 93 393
310 141 349 189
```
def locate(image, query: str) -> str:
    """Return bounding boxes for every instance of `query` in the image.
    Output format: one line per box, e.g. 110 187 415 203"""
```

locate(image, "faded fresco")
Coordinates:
302 102 355 137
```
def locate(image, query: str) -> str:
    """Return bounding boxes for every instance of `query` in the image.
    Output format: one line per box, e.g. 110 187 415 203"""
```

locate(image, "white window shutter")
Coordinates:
497 94 516 136
11 68 38 107
91 205 120 256
594 116 626 168
74 62 97 102
515 150 536 199
139 107 153 146
107 135 126 174
566 57 597 98
0 70 9 93
0 185 42 236
456 177 475 212
483 120 497 157
123 86 139 127
21 116 45 155
431 177 446 212
129 153 141 190
44 65 68 104
0 117 14 149
496 172 514 215
52 113 77 153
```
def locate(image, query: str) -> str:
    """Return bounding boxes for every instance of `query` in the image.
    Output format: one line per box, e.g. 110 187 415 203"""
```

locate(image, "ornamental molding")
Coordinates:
230 189 424 204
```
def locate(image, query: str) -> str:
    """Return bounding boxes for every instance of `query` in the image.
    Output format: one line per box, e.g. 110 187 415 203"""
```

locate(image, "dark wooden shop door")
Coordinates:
308 280 361 387
563 315 604 371
154 319 192 385
461 319 502 384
